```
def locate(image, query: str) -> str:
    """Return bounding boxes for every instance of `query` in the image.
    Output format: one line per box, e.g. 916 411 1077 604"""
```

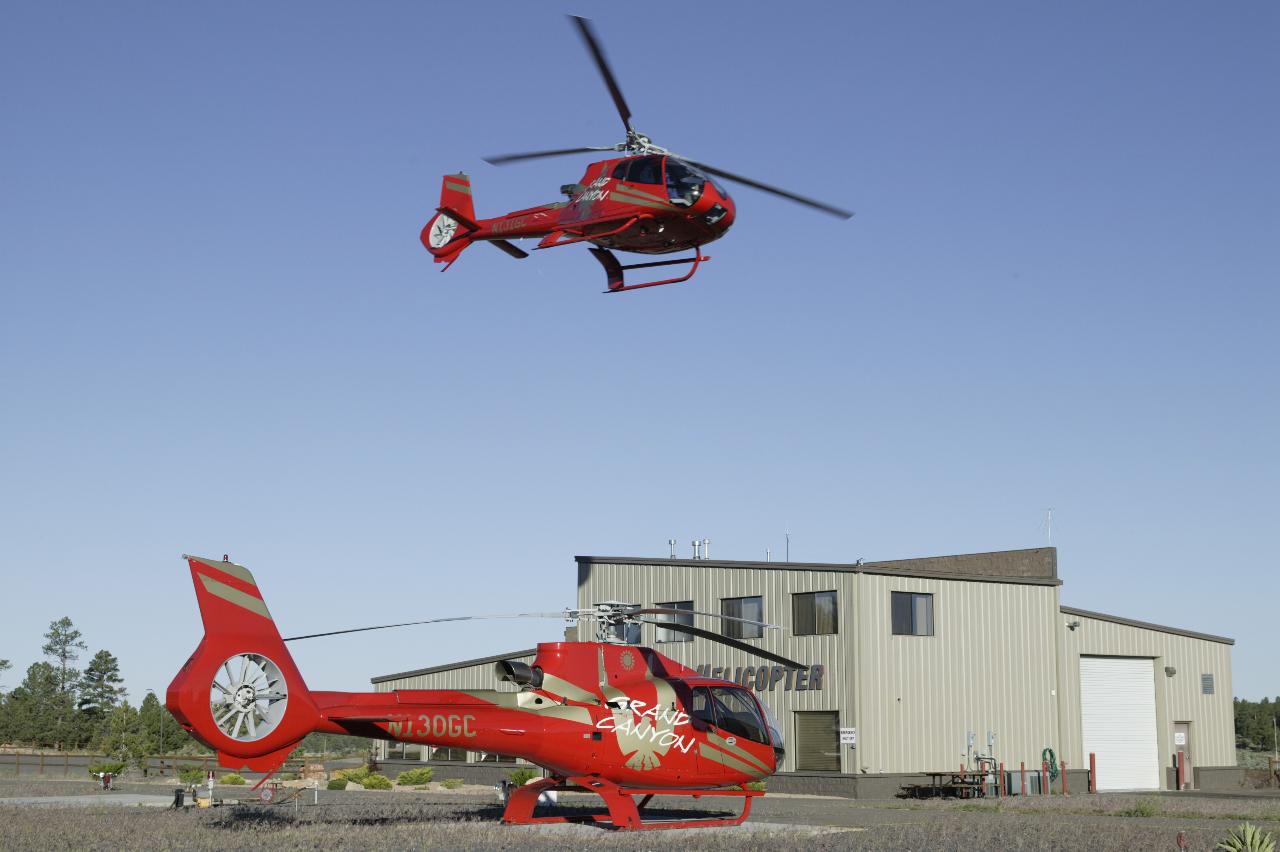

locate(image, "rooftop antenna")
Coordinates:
785 525 790 562
1046 508 1053 545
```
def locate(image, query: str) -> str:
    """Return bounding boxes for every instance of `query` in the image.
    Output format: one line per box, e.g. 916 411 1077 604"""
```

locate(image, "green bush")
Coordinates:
335 765 372 784
1217 822 1277 852
441 778 464 790
220 773 246 786
277 772 299 782
1118 799 1158 818
362 773 392 791
176 765 206 785
326 778 348 791
87 761 127 777
508 768 539 786
395 767 434 785
744 780 767 792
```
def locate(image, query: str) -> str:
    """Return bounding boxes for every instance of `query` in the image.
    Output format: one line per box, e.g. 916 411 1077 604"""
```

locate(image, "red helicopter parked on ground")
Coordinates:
421 16 851 293
167 555 806 830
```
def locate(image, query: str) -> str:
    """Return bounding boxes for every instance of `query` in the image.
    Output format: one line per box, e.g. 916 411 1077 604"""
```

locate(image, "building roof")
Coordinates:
370 648 536 685
1061 606 1234 645
577 547 1061 586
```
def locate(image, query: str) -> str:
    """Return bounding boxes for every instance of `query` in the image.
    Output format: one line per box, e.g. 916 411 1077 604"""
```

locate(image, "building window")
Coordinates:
1201 674 1215 695
794 711 841 771
793 591 838 636
891 591 934 636
385 741 405 759
428 746 467 762
655 600 694 642
721 595 763 640
478 752 517 763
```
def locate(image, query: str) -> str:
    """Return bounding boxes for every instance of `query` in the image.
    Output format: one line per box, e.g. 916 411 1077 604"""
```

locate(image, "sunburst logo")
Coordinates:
619 650 636 671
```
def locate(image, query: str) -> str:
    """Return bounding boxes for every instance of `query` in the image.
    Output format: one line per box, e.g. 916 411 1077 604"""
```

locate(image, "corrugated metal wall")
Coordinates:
856 573 1061 774
1057 613 1234 769
372 558 1235 778
578 561 1065 774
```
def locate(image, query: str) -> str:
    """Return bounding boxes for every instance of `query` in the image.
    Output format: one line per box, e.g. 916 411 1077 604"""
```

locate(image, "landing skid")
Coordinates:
502 775 761 831
588 247 710 293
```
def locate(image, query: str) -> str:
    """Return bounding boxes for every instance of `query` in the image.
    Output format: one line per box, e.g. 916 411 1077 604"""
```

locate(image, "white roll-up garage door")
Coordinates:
1080 656 1159 790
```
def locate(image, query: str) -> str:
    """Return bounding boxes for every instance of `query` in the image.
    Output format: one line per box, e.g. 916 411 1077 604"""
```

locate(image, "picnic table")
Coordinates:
901 770 989 799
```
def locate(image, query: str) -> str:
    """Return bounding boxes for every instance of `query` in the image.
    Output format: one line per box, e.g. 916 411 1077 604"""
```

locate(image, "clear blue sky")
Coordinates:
2 2 1276 704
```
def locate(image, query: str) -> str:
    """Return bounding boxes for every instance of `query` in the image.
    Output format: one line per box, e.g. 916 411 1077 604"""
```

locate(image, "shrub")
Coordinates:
1118 799 1159 818
362 773 393 791
176 765 206 785
277 772 299 782
1217 822 1277 852
744 781 767 792
441 778 464 790
87 761 127 777
220 773 246 786
396 767 434 785
336 765 372 784
326 778 348 791
508 768 539 786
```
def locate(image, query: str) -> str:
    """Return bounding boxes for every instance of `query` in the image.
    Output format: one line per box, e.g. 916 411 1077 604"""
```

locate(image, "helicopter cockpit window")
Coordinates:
710 687 770 745
625 155 663 185
666 159 707 207
612 161 629 180
690 686 716 728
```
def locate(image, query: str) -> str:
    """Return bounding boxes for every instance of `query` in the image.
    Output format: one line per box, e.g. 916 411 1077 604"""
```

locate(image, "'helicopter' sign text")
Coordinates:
693 664 825 692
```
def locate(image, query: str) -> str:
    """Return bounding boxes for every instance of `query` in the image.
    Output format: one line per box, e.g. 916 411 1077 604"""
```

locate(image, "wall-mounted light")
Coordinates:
1165 666 1177 677
1066 620 1081 631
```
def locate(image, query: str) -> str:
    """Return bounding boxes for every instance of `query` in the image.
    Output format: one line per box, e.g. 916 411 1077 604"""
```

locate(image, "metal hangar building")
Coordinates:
371 547 1235 794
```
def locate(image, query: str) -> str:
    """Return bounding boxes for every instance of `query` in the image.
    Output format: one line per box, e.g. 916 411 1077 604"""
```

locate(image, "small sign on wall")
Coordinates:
1174 732 1186 746
839 727 857 745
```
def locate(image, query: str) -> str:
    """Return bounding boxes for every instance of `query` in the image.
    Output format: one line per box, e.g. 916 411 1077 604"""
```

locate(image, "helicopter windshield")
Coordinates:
694 686 770 745
666 158 711 207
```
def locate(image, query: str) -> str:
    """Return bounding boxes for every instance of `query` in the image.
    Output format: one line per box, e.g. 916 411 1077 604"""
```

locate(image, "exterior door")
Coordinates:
794 711 841 772
1174 722 1192 789
1079 657 1160 790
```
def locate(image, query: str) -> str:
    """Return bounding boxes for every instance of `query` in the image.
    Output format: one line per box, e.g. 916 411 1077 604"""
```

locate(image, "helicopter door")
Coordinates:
688 686 725 777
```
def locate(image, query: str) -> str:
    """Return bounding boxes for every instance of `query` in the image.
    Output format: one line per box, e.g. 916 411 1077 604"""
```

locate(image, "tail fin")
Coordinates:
166 555 322 772
421 173 479 269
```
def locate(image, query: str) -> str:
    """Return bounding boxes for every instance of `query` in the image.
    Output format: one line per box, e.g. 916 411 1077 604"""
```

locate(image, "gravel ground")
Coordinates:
3 778 1280 850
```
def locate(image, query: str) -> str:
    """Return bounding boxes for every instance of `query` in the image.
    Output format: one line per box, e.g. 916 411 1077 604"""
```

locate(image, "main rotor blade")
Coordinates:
684 158 854 219
633 607 778 629
570 15 633 135
483 146 616 166
282 612 566 642
636 619 807 669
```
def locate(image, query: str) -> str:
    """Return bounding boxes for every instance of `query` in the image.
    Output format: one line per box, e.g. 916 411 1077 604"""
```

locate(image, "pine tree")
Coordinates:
42 617 87 694
99 701 149 768
0 658 11 691
79 650 126 716
137 691 190 755
41 617 88 748
5 662 74 747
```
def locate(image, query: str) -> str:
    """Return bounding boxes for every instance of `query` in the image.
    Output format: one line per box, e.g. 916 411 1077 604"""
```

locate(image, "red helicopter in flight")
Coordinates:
167 555 806 830
420 16 851 293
